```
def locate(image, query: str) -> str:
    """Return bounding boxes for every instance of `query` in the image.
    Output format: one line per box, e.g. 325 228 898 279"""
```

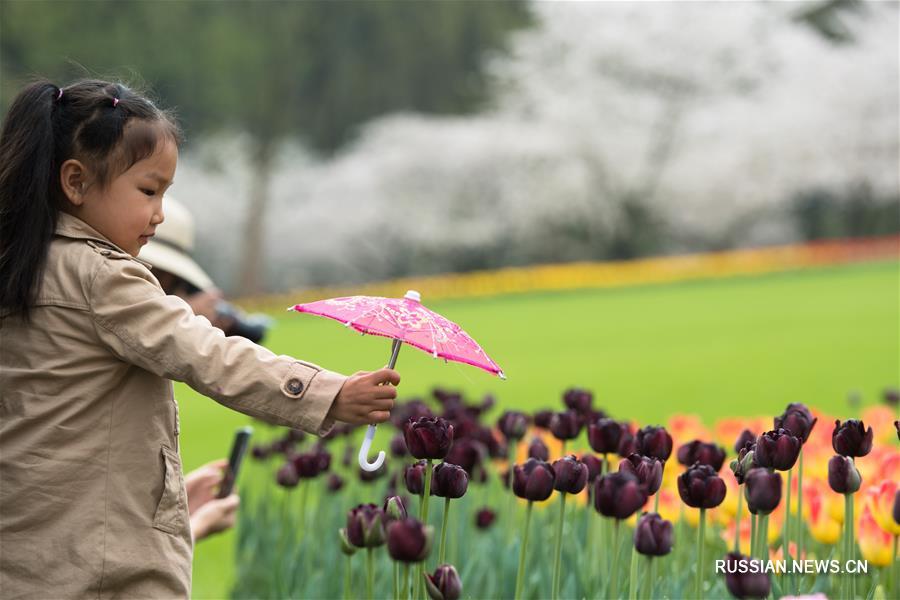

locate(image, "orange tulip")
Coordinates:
864 479 900 536
857 503 894 567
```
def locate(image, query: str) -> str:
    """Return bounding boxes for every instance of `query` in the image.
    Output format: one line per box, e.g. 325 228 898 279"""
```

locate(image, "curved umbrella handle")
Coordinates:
358 424 385 471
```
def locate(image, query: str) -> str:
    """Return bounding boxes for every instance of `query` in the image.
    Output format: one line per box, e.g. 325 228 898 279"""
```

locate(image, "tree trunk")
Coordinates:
237 138 274 295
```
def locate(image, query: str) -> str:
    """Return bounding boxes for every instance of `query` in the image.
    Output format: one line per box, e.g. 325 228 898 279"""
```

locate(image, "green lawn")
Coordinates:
179 260 899 599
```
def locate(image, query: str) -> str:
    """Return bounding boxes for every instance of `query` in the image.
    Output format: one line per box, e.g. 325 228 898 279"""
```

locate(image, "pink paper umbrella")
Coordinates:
289 290 504 471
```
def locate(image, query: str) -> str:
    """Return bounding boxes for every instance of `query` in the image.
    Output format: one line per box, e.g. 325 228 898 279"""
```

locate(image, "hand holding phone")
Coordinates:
216 426 252 499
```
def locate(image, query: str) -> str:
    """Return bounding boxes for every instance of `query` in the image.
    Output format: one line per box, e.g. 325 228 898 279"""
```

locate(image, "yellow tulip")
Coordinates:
857 503 894 567
864 479 900 536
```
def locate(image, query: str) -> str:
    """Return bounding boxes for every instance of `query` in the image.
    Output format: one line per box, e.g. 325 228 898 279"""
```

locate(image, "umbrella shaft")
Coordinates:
387 339 403 369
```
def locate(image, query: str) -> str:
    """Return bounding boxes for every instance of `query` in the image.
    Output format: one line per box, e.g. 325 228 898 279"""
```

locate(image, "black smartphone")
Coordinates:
217 426 253 498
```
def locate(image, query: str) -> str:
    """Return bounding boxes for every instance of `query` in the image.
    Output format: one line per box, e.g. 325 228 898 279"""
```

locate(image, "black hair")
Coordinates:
0 78 183 319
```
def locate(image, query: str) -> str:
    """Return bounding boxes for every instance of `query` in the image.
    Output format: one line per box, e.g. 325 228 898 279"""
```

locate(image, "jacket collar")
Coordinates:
55 212 153 269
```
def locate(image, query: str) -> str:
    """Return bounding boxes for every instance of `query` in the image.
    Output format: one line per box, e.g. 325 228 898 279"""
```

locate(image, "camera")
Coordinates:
215 301 273 344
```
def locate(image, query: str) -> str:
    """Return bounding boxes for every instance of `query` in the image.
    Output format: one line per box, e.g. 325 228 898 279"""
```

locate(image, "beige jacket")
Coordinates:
0 212 347 599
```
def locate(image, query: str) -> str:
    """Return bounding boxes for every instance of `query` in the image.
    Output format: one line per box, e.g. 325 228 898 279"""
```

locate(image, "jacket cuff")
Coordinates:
280 361 347 436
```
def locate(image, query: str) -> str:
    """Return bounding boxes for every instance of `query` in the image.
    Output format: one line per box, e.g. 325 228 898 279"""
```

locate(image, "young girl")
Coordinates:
0 79 400 598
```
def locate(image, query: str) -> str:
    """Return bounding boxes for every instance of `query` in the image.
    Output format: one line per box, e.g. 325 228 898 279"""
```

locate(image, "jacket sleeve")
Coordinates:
88 257 347 436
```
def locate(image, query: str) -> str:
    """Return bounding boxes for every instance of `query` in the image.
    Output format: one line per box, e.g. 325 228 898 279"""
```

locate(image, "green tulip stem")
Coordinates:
506 440 518 541
760 514 769 562
394 562 399 600
695 508 706 599
844 491 855 600
403 563 411 600
344 554 352 600
514 501 534 600
561 440 566 457
439 497 451 565
552 492 567 600
611 519 621 600
628 543 639 600
750 512 757 558
366 547 374 600
784 468 792 559
796 449 804 562
415 459 434 600
297 482 308 546
647 556 655 600
734 487 744 554
653 492 659 514
890 535 898 599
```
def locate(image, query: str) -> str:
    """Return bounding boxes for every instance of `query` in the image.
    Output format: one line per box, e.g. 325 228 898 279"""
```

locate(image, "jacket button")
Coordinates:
286 378 304 395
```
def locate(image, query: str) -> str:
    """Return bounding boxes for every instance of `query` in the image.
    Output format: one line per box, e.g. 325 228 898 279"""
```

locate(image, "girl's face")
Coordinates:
62 134 178 257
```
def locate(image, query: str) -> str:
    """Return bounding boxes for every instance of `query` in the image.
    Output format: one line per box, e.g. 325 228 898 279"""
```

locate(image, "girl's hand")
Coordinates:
328 368 400 425
184 458 228 516
190 494 240 543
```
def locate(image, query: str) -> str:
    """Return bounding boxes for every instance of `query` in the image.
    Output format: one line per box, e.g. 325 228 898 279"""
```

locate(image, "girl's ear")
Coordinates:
60 159 88 206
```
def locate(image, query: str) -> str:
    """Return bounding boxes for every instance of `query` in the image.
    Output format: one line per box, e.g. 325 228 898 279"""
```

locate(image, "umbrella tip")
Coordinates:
404 290 421 302
498 371 507 381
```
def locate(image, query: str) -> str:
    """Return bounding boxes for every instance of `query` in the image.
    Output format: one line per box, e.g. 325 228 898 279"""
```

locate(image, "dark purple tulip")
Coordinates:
271 438 294 455
390 399 433 429
512 458 556 502
359 462 388 483
292 452 321 478
895 420 900 442
723 553 770 599
527 436 550 461
618 453 664 495
677 441 727 472
390 434 408 458
404 460 427 496
892 490 899 525
444 439 487 477
405 416 454 460
827 455 862 494
431 462 469 499
617 426 637 457
729 444 757 485
346 503 385 548
424 564 462 600
549 410 582 441
315 447 332 472
634 512 673 556
533 410 553 429
733 429 756 455
883 388 899 406
562 388 593 414
678 463 727 509
552 455 588 494
580 453 604 484
287 428 306 443
386 517 433 563
744 468 782 515
635 426 673 462
327 473 345 493
588 418 624 455
475 507 496 529
594 472 649 520
251 444 271 461
497 411 529 441
433 387 463 406
383 495 408 523
276 462 299 488
774 403 817 444
754 429 800 471
832 419 873 457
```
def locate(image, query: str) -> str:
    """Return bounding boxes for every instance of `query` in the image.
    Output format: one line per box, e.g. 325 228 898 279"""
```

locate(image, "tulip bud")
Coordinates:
635 426 673 462
444 439 487 477
431 462 469 499
729 444 757 485
773 403 817 444
386 517 433 563
390 434 408 458
618 453 664 495
827 455 862 494
346 503 386 548
276 462 299 488
744 468 782 515
617 426 637 457
552 455 588 494
634 512 673 556
594 472 649 520
562 388 593 414
527 436 550 461
733 429 756 455
384 495 408 523
677 441 726 472
338 528 357 556
549 410 582 441
404 416 454 460
251 444 271 461
497 411 529 441
754 429 800 471
893 489 899 525
533 410 553 429
677 463 727 509
405 460 427 496
512 458 556 502
723 552 770 599
895 420 900 442
588 418 624 455
327 473 345 493
475 507 496 529
832 419 873 457
580 453 604 484
884 388 900 407
425 564 462 600
293 453 321 479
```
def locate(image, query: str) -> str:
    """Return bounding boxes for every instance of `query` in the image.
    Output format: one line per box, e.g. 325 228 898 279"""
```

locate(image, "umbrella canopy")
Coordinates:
289 290 504 471
289 290 504 379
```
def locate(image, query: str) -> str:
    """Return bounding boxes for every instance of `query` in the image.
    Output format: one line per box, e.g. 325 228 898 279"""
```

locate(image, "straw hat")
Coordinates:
140 196 214 291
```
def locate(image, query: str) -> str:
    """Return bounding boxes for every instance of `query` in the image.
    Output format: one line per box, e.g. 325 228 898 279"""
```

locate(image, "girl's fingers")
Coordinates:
368 410 391 424
366 368 400 387
372 385 398 400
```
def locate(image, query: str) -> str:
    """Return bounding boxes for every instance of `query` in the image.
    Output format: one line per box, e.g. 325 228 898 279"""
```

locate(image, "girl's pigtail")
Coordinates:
0 80 64 320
